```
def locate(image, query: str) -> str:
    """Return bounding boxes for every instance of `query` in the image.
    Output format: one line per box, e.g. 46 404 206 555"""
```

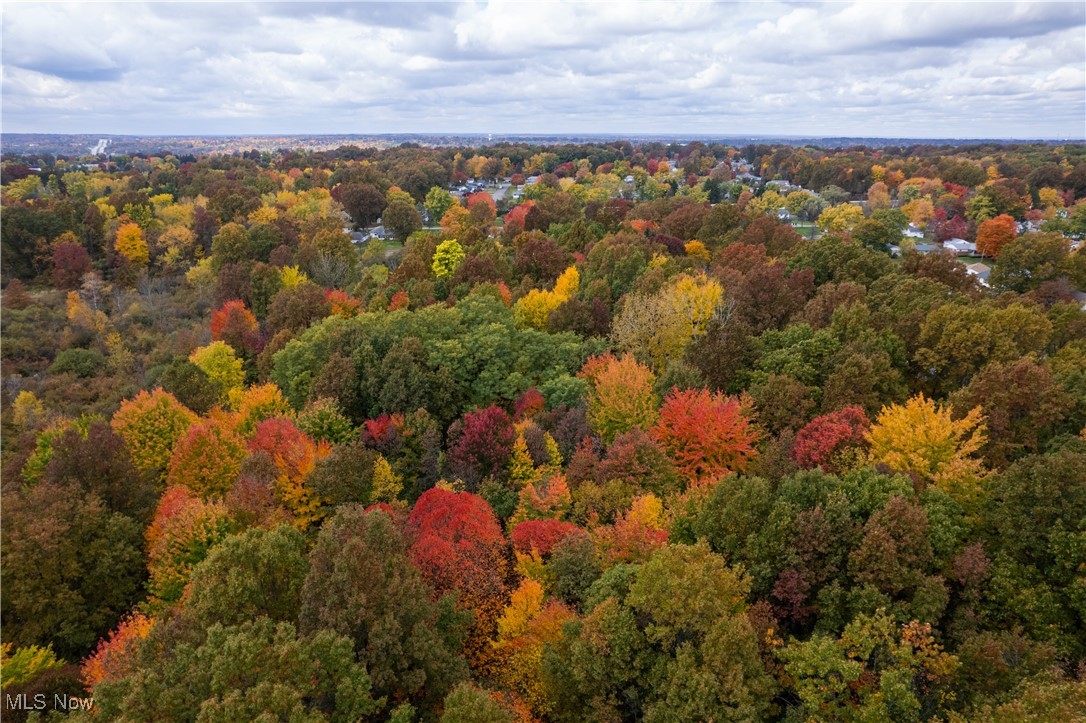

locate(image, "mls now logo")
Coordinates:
5 694 94 711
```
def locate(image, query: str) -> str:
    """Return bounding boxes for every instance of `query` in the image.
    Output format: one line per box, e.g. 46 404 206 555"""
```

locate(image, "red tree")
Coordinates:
52 241 92 289
513 389 545 421
210 299 261 354
467 192 497 226
408 488 510 668
448 405 515 487
791 405 872 473
511 519 581 557
651 388 761 483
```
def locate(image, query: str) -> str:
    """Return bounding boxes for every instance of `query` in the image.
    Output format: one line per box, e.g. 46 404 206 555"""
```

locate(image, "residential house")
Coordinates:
904 223 925 239
966 262 991 287
943 238 977 255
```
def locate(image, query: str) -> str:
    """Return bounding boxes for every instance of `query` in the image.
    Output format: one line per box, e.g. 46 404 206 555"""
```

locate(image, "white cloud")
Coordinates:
0 0 1082 138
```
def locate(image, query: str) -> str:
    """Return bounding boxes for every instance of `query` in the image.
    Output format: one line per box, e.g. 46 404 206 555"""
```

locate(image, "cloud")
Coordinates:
1 0 1082 138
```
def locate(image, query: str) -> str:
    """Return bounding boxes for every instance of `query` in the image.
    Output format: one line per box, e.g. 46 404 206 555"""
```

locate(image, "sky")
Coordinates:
2 1 1084 139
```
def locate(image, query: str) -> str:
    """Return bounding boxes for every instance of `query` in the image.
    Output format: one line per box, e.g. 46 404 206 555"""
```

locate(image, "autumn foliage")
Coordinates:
975 213 1017 258
792 405 872 473
408 488 510 669
651 388 760 482
248 417 331 528
210 299 261 354
511 519 581 557
165 412 248 498
580 354 658 444
111 389 198 480
448 405 516 487
867 394 988 493
82 611 153 687
145 485 233 605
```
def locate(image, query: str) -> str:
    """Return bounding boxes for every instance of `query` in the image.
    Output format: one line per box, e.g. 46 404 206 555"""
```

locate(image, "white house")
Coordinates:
904 223 925 239
943 238 977 255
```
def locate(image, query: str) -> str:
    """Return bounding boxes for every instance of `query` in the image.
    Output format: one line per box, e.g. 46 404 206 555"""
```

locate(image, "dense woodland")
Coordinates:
1 139 1085 721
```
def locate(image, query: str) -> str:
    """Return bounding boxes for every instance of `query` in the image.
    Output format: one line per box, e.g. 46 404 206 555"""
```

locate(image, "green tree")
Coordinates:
425 187 456 226
88 617 380 722
184 526 309 629
299 505 468 715
1 483 145 660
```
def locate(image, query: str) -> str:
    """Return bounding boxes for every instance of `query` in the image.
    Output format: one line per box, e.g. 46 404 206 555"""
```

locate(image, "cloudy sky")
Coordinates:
2 1 1084 139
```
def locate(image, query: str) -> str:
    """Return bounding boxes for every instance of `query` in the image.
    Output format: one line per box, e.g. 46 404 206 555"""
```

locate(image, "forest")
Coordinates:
1 138 1085 721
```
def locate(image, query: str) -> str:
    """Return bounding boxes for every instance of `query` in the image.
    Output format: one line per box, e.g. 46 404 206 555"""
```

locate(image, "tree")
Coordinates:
440 683 516 723
114 222 148 266
425 187 456 227
914 302 1052 395
951 358 1073 468
975 213 1017 258
297 396 356 444
511 519 582 557
210 299 260 355
817 203 865 234
384 199 423 241
513 265 579 330
432 238 465 278
336 182 386 227
867 394 987 494
447 405 516 489
300 505 468 714
51 241 92 289
87 618 380 722
43 422 157 522
651 388 761 483
542 541 775 722
779 610 958 721
580 354 659 444
988 232 1070 292
166 412 248 498
792 405 871 474
408 488 510 670
111 389 198 481
248 417 330 529
145 485 235 606
209 221 250 270
158 358 220 415
1 483 145 660
184 525 309 629
611 272 723 368
490 578 575 716
266 280 332 334
234 382 293 437
189 341 245 405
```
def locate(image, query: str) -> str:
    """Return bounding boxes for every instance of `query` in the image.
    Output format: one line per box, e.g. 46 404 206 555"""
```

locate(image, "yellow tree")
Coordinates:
114 222 149 266
189 341 245 405
867 394 987 495
817 203 865 234
580 354 659 443
611 272 721 369
513 265 579 330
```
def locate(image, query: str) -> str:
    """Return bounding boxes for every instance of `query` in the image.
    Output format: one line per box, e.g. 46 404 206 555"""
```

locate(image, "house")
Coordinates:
914 242 942 255
1073 290 1086 311
943 238 977 255
767 179 794 192
966 262 991 287
904 223 925 239
889 244 902 258
776 208 793 221
1017 220 1043 234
